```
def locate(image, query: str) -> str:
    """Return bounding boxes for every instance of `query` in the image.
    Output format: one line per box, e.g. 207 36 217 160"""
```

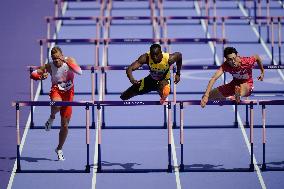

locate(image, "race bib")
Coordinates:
232 70 249 80
58 80 73 91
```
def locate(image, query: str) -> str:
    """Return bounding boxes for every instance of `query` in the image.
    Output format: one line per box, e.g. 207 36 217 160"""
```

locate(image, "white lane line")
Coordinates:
91 2 109 188
7 3 68 189
91 78 103 189
194 2 267 189
166 107 182 189
235 108 267 189
171 131 182 189
6 86 41 189
158 2 182 189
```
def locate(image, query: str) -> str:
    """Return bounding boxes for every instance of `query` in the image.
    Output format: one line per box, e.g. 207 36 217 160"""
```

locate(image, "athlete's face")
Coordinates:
51 51 64 68
226 53 240 68
150 48 163 63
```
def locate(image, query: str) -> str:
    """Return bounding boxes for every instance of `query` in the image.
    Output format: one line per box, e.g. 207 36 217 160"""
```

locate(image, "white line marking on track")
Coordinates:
6 3 68 189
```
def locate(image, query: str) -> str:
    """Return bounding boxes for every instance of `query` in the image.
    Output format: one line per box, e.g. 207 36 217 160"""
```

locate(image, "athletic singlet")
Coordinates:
147 52 170 81
49 57 74 91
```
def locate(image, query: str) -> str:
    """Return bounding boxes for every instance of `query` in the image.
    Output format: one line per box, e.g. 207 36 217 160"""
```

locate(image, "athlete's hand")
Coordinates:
38 69 48 80
200 94 209 108
130 79 141 85
257 72 264 81
174 74 180 84
41 72 48 80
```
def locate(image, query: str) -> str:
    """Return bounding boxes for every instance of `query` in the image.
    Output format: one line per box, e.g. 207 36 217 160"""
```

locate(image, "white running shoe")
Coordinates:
45 118 54 131
55 149 65 161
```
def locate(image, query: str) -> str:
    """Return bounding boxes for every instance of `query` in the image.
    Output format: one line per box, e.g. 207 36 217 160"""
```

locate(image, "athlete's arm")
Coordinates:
254 54 264 81
65 57 82 75
201 67 224 108
126 54 148 84
30 64 50 80
168 52 182 84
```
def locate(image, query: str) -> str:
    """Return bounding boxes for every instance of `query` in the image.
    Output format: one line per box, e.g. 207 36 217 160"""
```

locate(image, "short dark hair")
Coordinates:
224 47 238 58
150 43 161 53
51 46 62 55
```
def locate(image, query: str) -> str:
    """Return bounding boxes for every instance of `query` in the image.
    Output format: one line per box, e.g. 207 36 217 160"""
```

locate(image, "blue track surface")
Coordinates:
7 1 284 189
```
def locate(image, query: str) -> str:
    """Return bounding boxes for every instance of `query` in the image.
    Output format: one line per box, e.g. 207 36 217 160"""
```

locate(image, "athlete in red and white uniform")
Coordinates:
30 46 82 160
201 47 264 108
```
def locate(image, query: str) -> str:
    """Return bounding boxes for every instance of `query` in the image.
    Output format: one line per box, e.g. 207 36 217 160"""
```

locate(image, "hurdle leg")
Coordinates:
179 102 184 171
234 103 238 128
16 103 21 172
29 69 35 129
85 104 91 172
173 104 177 129
97 104 102 172
92 105 95 129
167 102 172 172
249 102 254 171
261 105 267 171
245 104 249 128
163 105 167 129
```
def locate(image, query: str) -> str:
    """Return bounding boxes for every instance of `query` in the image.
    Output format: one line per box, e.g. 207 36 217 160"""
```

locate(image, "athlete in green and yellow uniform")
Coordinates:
120 44 182 104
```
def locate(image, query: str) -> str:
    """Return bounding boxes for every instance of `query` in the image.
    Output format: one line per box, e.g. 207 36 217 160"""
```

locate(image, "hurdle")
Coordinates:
259 100 284 171
269 16 283 65
54 0 106 18
102 16 159 39
178 99 257 172
95 100 173 173
45 16 102 47
12 101 92 173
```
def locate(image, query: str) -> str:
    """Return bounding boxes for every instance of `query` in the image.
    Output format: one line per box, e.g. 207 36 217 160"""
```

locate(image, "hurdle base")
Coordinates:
15 169 89 173
249 164 254 171
179 164 184 172
244 121 249 128
261 164 267 171
16 167 21 173
99 168 169 173
163 122 167 129
30 122 35 129
180 168 253 172
173 122 177 129
91 122 96 129
85 165 91 173
234 121 238 128
167 165 172 173
97 166 102 173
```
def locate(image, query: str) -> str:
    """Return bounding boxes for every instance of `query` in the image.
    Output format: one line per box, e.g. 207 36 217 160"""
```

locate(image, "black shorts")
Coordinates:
133 75 170 95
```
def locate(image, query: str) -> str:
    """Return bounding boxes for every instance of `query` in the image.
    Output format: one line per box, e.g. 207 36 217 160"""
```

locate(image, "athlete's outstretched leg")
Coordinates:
120 84 140 100
201 88 226 108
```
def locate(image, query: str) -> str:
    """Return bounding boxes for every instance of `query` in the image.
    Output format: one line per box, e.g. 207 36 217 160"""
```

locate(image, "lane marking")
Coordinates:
7 3 68 189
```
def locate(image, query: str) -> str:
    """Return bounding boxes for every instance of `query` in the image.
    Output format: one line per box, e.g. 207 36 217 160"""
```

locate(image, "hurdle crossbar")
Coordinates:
95 100 172 173
259 100 284 171
178 100 256 172
12 101 92 173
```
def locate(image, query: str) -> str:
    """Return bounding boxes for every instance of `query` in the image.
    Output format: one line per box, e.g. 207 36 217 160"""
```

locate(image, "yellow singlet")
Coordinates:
147 52 170 81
